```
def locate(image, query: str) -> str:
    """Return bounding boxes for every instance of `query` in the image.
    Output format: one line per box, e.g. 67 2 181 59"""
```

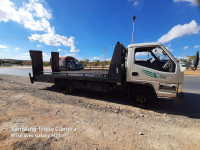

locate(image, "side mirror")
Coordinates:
190 51 199 70
193 51 199 68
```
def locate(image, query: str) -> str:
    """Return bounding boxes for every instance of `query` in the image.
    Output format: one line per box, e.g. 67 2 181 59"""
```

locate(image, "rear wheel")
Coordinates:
55 79 74 94
55 80 65 91
65 83 74 94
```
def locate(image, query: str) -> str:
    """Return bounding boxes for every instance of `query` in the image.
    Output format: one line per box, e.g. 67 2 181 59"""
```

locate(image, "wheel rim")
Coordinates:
65 87 72 94
135 93 147 104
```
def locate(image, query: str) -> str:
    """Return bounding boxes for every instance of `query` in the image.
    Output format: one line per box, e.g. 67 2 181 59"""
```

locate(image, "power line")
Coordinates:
0 34 115 51
76 45 105 48
0 34 29 41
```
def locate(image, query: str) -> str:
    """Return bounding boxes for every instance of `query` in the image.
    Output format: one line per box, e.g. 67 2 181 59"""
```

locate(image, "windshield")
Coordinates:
151 47 170 61
74 60 81 65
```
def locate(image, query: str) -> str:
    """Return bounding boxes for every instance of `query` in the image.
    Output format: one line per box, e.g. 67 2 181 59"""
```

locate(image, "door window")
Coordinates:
134 47 176 72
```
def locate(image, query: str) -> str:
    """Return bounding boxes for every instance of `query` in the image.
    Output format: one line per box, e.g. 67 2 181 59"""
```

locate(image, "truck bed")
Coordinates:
30 43 126 84
35 69 109 83
61 69 108 74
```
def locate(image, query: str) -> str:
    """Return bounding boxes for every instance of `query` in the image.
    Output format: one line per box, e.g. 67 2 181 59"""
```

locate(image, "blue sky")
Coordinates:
0 0 200 61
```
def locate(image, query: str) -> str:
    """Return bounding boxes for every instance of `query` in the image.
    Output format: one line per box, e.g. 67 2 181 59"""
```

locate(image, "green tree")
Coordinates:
93 60 100 66
80 59 89 66
43 62 50 67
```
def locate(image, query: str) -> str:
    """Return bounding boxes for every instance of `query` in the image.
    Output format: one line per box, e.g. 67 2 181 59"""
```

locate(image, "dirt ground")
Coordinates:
0 75 200 150
184 68 200 76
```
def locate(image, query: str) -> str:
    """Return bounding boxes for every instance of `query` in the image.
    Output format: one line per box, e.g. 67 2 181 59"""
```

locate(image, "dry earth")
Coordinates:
0 75 200 150
184 68 200 76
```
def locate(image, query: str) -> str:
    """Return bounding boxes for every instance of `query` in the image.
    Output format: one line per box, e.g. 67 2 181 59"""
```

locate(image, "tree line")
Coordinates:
79 59 111 66
179 56 200 69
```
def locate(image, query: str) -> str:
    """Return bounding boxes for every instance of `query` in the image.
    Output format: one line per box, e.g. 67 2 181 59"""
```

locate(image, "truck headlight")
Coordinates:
177 84 182 93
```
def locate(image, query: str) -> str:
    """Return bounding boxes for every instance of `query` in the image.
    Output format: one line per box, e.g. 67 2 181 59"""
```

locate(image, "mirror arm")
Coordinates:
189 66 197 71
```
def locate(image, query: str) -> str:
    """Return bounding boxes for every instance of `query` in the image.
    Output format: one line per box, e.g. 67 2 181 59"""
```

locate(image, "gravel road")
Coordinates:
0 74 200 150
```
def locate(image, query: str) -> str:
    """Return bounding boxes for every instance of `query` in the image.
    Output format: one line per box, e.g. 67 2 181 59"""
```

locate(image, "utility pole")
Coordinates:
103 47 106 69
0 50 2 66
104 47 106 62
31 39 38 50
132 16 136 44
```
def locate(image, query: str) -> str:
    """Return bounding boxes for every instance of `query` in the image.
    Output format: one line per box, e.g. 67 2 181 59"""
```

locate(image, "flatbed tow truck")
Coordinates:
29 41 199 105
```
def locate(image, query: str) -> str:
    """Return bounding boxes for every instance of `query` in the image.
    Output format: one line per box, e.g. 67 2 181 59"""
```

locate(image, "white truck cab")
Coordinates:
126 43 184 99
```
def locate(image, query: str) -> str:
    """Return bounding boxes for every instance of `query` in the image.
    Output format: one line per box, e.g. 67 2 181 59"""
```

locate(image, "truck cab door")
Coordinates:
128 46 180 98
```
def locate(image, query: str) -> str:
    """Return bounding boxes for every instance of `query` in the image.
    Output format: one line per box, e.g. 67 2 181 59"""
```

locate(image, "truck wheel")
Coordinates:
131 86 155 106
64 81 74 94
55 80 65 91
65 85 74 94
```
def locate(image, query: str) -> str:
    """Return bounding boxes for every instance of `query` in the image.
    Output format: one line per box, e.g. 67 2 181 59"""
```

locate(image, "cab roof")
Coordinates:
128 42 162 48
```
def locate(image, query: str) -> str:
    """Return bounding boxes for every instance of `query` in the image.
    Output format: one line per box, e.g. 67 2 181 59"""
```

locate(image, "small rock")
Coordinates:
139 132 144 135
56 110 60 115
139 114 145 117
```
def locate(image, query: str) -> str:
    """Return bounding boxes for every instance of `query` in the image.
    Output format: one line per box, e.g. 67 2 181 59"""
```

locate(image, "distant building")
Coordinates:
3 63 10 66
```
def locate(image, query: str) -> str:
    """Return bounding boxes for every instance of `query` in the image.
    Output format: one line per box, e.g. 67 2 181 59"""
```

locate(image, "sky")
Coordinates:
0 0 200 61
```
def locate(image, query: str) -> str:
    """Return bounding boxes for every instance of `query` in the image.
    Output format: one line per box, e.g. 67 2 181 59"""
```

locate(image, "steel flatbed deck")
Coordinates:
29 43 126 92
33 69 110 83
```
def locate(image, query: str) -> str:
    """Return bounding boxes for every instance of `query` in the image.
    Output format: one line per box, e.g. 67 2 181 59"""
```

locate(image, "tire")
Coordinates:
65 83 74 94
131 86 156 107
54 79 74 94
55 80 66 91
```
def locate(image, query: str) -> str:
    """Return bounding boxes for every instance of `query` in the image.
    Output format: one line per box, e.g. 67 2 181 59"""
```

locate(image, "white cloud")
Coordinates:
90 57 100 61
165 44 173 52
5 49 10 52
14 47 20 51
0 0 79 52
37 45 42 48
58 50 76 56
173 0 200 6
183 46 189 49
25 0 52 20
194 45 200 48
0 0 53 32
42 52 48 56
106 58 111 61
65 53 76 57
134 1 139 6
128 0 142 7
158 20 200 44
29 33 79 52
0 45 7 49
